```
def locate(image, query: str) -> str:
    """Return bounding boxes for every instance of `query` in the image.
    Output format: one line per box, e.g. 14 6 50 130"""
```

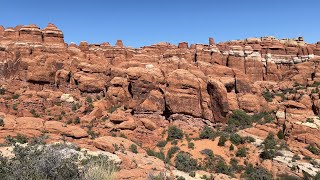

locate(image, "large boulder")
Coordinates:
44 121 88 138
165 69 202 117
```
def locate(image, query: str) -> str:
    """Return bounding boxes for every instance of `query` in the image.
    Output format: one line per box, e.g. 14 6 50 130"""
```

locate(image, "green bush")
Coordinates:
242 164 272 180
218 135 228 146
74 117 81 124
259 150 275 160
244 136 256 143
166 146 180 163
277 174 300 180
292 154 301 161
86 97 93 103
0 87 5 95
5 134 28 144
306 118 314 123
12 94 20 99
119 133 127 138
147 172 168 180
230 158 242 173
262 90 274 102
200 149 214 157
277 130 285 139
227 110 252 130
263 133 277 150
87 128 99 139
306 145 319 155
189 171 196 177
226 110 274 132
147 149 165 161
108 105 120 113
199 126 215 139
188 142 194 149
236 147 247 157
229 144 234 151
0 143 116 180
251 112 274 124
156 140 167 148
30 109 40 118
174 152 198 172
0 118 4 127
215 160 232 175
129 144 138 154
167 126 184 141
230 134 244 145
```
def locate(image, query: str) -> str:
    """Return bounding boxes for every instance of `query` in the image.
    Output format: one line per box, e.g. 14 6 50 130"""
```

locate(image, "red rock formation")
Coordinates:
1 23 320 179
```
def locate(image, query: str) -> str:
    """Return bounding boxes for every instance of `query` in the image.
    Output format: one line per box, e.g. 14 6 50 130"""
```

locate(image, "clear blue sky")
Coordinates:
1 0 319 47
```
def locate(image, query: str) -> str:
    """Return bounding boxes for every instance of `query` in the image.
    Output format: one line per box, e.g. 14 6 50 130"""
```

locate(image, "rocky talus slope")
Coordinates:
1 24 320 179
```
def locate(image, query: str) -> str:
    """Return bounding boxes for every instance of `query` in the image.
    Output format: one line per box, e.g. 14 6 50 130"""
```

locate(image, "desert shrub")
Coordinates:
314 172 320 180
12 94 20 99
218 135 228 146
0 87 5 95
230 158 243 173
262 90 274 102
147 149 165 161
0 144 80 180
244 136 256 143
108 105 120 113
292 154 301 161
174 152 198 172
81 155 116 180
278 174 300 180
188 142 194 149
259 149 275 160
171 140 178 145
176 176 185 180
29 134 48 145
242 164 272 180
0 143 113 180
166 146 180 162
236 147 247 157
226 110 274 132
167 126 183 141
72 103 81 112
86 96 93 103
306 145 319 155
30 109 40 118
129 144 138 154
5 134 28 144
230 134 244 145
215 160 231 175
200 149 214 157
263 133 277 150
147 171 168 180
74 117 80 124
156 140 167 148
189 171 196 177
87 128 99 139
275 93 286 101
0 118 4 127
251 112 274 124
229 144 234 151
306 118 314 123
15 134 28 144
227 110 252 130
311 81 320 87
277 130 285 139
119 133 127 138
199 126 215 139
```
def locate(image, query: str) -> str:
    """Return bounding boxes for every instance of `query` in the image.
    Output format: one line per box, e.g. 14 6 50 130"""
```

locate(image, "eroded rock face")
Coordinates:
1 23 320 180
